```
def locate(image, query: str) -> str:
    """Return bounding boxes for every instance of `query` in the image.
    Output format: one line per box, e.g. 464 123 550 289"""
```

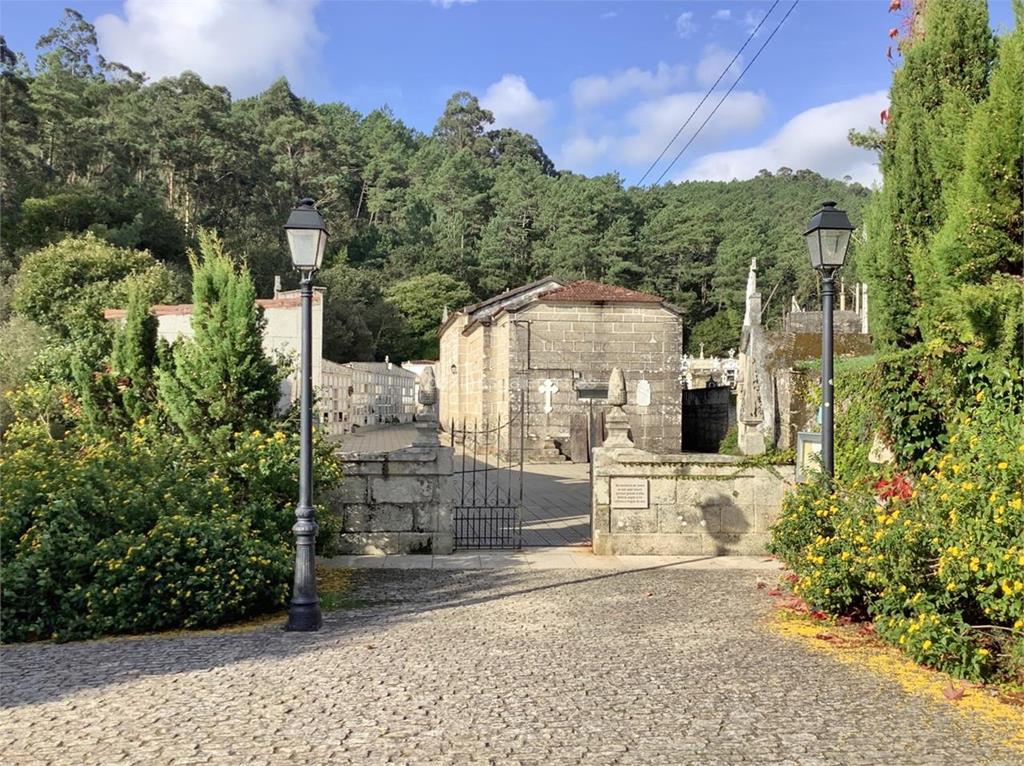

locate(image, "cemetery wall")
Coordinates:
590 445 795 555
328 433 455 555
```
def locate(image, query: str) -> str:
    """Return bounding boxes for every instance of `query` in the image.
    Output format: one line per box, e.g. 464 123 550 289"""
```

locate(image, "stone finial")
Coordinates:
607 367 626 407
417 366 437 407
441 305 449 323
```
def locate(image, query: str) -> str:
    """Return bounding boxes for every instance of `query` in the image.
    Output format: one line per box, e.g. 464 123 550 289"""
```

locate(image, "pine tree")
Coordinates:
157 231 280 448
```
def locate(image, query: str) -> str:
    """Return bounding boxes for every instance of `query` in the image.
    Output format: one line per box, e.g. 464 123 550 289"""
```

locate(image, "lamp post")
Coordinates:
284 197 328 632
804 201 854 479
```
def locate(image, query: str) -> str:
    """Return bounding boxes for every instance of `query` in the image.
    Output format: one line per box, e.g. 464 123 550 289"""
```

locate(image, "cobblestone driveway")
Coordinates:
3 567 1020 765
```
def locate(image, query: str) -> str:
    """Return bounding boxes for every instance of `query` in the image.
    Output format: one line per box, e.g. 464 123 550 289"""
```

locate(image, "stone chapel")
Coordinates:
438 277 684 460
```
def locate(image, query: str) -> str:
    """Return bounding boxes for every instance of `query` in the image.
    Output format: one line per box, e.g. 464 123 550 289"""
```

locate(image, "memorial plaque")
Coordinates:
610 477 649 509
635 379 652 407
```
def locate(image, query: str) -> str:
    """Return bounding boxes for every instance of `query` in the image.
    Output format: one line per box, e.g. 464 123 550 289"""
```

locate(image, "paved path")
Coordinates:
447 458 592 548
322 549 782 571
335 423 418 453
520 462 591 547
4 567 1020 765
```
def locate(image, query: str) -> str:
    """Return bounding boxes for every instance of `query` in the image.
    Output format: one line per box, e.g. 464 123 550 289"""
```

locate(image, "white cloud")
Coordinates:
431 0 477 7
620 89 768 164
571 63 689 109
742 9 764 33
94 0 323 97
480 74 553 134
678 91 888 185
675 11 697 38
696 44 743 88
713 9 732 21
560 134 614 168
601 11 618 20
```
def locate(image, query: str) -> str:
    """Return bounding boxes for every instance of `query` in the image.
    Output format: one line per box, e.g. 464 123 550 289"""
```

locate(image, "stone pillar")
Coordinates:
603 367 635 448
414 366 439 446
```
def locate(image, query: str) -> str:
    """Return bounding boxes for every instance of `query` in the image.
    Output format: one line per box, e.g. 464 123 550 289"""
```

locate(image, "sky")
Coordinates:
1 0 1017 187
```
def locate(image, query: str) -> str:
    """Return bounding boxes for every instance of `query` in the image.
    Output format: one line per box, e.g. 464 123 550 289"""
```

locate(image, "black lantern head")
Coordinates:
284 198 328 272
804 201 854 273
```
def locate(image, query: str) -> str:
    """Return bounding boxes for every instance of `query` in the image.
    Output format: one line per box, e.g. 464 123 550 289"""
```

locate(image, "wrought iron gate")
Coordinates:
449 398 524 549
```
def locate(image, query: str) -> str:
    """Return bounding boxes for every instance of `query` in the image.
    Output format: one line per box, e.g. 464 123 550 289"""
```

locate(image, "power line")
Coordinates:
634 0 781 187
653 0 800 186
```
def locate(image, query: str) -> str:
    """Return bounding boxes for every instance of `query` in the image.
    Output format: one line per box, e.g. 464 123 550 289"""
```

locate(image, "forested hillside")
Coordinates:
1 8 869 363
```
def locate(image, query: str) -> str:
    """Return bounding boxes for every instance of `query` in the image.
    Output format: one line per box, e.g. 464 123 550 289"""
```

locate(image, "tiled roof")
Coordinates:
103 294 319 320
539 280 663 303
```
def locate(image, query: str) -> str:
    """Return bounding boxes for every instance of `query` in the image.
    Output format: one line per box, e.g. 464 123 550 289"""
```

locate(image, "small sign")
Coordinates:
635 379 652 407
611 478 649 509
795 431 823 482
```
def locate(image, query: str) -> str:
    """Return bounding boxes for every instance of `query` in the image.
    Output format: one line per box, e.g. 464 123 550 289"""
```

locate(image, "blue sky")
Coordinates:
1 1 1016 185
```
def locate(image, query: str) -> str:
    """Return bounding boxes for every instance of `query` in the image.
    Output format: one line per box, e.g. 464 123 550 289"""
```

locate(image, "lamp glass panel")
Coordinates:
287 229 320 269
313 229 327 269
805 231 823 270
820 229 851 268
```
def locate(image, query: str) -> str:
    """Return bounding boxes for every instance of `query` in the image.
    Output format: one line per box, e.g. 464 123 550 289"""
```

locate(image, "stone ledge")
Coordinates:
592 531 771 556
335 532 436 555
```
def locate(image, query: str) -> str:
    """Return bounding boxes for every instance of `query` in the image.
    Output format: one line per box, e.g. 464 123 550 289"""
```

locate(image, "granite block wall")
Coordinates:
591 445 795 555
328 439 455 555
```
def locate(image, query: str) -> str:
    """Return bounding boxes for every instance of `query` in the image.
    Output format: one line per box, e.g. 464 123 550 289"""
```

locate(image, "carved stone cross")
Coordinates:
539 379 558 414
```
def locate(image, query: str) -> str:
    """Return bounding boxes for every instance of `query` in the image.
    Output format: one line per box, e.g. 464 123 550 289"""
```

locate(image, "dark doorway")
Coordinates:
681 386 733 452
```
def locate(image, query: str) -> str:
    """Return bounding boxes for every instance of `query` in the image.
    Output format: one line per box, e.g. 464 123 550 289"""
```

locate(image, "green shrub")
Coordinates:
770 363 1024 681
84 510 291 635
0 419 341 642
11 233 179 340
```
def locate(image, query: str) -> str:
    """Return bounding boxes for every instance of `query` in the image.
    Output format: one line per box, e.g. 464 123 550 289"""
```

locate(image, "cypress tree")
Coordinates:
859 0 995 347
932 10 1023 285
73 286 158 433
111 286 159 422
923 3 1024 358
157 230 281 448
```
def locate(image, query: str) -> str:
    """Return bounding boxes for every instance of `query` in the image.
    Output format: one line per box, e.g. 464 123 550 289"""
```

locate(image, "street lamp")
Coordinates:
804 201 854 479
284 197 327 632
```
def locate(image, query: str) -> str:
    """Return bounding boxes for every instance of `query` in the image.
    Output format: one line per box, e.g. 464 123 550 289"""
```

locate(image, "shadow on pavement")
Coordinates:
0 558 725 708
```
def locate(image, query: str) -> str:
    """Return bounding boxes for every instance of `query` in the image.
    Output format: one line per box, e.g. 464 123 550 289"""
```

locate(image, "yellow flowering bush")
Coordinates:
771 355 1024 681
0 419 342 642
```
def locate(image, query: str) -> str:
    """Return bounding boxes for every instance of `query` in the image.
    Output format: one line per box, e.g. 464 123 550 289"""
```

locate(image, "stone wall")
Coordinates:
591 445 795 556
785 310 865 335
510 301 683 457
329 434 454 555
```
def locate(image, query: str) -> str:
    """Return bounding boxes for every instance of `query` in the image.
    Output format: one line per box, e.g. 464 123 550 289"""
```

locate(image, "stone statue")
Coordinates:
413 366 439 445
417 366 437 407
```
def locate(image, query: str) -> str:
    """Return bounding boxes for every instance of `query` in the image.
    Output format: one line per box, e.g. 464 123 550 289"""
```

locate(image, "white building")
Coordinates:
321 361 416 434
104 281 415 439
